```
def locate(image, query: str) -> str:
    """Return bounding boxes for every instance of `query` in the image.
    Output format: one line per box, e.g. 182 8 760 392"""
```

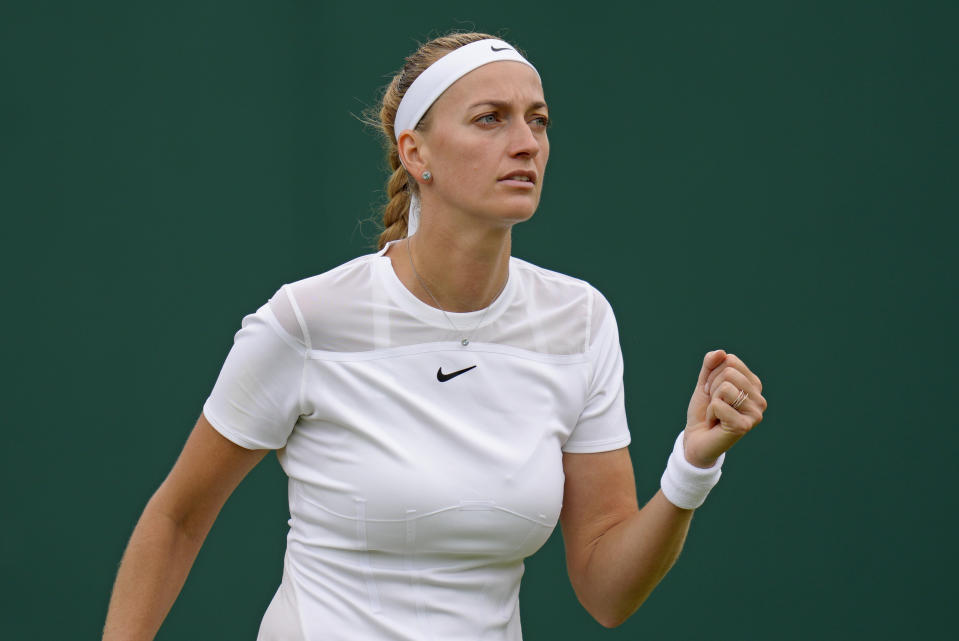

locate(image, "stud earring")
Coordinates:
422 171 432 182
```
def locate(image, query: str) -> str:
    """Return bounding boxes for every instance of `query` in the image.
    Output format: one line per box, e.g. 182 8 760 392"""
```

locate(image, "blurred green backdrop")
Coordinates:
2 1 956 639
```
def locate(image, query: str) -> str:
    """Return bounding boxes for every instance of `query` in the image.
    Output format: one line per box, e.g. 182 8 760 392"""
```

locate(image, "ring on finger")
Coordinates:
730 389 749 410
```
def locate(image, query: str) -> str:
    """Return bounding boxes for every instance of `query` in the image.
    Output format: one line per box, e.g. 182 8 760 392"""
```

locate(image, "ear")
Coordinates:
397 130 429 183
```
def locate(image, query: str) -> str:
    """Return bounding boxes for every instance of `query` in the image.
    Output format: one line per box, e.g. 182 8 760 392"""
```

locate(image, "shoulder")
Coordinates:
509 256 615 316
510 255 591 288
264 251 382 349
508 257 618 352
285 252 380 297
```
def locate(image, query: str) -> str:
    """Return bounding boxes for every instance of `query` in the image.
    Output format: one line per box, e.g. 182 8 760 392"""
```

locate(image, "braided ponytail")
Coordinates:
372 31 496 250
379 145 412 248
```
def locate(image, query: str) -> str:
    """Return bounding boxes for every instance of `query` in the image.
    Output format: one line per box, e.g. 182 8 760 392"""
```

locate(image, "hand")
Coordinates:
683 350 767 468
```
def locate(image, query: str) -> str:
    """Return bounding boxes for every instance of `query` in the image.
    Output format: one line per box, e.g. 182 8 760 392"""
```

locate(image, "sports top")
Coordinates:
202 241 631 640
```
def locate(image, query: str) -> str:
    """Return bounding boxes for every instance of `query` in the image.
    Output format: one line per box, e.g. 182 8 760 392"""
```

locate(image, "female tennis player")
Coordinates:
103 32 766 641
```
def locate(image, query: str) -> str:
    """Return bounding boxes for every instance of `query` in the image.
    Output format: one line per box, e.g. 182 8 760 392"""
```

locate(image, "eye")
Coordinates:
530 115 551 129
475 113 499 125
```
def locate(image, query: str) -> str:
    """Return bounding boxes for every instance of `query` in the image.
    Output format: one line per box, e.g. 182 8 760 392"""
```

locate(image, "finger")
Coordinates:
706 353 763 396
709 396 754 436
714 381 765 422
697 350 727 395
708 368 766 411
704 360 729 395
714 381 750 413
748 388 768 413
720 353 763 393
709 367 751 399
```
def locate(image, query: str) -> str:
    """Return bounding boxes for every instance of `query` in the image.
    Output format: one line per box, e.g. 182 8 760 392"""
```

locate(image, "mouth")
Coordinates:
497 170 537 187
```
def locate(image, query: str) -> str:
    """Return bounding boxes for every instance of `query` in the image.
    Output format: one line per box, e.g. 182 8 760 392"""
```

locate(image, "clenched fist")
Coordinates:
683 350 767 469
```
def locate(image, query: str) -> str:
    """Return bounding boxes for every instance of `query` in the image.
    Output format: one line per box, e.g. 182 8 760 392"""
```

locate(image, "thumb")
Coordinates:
688 350 727 427
695 349 727 395
705 398 717 427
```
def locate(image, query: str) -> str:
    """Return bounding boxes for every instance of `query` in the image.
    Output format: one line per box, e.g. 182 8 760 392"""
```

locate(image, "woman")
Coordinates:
103 32 766 640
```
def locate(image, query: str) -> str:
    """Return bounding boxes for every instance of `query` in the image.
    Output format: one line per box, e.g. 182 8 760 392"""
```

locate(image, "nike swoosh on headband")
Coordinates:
490 45 512 52
436 365 477 382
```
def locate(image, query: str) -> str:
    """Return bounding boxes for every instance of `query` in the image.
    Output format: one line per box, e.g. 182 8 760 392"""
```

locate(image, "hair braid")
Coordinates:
370 31 496 250
380 147 412 247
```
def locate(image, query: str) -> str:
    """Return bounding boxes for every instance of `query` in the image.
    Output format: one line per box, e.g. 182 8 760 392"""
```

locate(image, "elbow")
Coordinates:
583 597 644 629
571 576 646 629
593 605 638 629
597 615 627 629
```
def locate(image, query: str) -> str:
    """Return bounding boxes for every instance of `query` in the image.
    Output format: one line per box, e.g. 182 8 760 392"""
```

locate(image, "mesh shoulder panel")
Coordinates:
268 252 611 356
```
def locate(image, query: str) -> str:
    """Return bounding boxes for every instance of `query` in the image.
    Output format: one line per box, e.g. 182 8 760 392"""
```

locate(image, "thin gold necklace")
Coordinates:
406 237 505 347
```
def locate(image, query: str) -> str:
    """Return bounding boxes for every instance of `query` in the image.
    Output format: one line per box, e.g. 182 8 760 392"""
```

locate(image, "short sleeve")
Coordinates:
562 292 631 453
202 290 308 450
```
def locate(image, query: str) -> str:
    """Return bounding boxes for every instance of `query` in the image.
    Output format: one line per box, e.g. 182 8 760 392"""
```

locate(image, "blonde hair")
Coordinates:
370 32 496 250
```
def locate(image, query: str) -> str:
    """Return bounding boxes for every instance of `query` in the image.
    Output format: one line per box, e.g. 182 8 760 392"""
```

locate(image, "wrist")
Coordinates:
661 430 725 510
682 431 720 469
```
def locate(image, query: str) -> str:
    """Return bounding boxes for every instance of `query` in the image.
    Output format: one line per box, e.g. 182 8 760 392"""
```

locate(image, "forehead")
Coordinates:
433 61 546 111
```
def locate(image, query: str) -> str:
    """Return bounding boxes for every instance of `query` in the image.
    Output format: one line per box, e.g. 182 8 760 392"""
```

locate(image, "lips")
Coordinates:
498 170 537 184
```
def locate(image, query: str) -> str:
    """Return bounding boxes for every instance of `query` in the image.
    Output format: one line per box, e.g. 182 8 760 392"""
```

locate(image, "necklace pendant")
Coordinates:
461 338 470 346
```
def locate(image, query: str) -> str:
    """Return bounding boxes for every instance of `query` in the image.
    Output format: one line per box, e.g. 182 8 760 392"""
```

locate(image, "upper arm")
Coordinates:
559 447 639 583
149 412 269 540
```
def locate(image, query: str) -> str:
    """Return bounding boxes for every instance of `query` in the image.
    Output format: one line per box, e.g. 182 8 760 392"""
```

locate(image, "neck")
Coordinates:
389 218 511 313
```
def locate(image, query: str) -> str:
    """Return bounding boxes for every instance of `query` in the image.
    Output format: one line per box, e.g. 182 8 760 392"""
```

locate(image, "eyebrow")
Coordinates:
468 100 549 111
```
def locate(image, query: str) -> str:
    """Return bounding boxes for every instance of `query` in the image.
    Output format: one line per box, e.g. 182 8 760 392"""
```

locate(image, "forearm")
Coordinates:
571 489 694 627
102 497 209 641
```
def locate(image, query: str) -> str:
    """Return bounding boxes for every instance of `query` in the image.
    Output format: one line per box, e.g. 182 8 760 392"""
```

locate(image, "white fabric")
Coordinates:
393 38 539 142
202 243 630 640
408 190 423 236
660 430 725 510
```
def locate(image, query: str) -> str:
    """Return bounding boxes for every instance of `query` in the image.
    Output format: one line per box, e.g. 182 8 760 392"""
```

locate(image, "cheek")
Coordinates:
462 155 493 187
449 140 487 174
439 157 487 198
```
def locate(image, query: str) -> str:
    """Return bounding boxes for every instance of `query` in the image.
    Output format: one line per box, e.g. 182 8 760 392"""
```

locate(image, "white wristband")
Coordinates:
660 430 725 510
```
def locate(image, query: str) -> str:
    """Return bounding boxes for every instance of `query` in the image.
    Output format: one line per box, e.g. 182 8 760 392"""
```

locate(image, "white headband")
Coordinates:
394 38 539 142
394 38 540 235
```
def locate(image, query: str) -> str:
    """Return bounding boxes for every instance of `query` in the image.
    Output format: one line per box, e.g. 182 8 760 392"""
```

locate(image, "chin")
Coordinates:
495 197 540 225
457 196 540 228
492 206 537 228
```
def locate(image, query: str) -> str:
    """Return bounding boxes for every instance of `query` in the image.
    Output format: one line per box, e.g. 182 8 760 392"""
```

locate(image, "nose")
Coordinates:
509 120 540 158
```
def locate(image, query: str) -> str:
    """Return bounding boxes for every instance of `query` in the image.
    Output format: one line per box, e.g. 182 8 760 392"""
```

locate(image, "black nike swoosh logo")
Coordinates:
490 45 512 52
436 365 477 382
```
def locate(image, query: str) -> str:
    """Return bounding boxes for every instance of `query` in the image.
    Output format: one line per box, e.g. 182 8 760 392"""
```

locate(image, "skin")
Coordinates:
102 58 768 639
388 60 549 313
103 414 267 640
388 61 768 626
560 349 766 627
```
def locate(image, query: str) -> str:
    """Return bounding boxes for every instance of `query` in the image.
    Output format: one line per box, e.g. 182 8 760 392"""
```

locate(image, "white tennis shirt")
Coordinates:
203 241 631 640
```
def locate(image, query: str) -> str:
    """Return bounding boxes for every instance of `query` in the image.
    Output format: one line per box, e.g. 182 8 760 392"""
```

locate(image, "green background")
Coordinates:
3 1 956 638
